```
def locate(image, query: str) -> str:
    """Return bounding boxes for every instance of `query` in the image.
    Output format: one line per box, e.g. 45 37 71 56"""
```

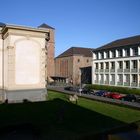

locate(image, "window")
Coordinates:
132 47 138 56
111 62 115 69
118 74 123 82
132 74 137 83
77 59 80 63
106 51 109 58
124 74 130 82
118 49 122 57
125 48 130 57
132 60 137 69
106 62 109 69
95 63 98 69
87 59 89 63
100 63 103 69
100 52 104 59
112 50 116 58
118 61 123 69
125 61 130 69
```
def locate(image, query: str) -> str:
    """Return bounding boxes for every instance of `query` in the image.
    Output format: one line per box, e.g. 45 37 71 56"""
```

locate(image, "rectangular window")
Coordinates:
106 62 109 69
111 62 115 69
132 60 137 68
106 51 109 58
112 50 116 58
95 63 98 69
100 52 104 59
118 49 122 57
118 61 123 69
125 61 130 69
133 47 138 56
132 74 137 83
125 48 130 57
100 62 103 69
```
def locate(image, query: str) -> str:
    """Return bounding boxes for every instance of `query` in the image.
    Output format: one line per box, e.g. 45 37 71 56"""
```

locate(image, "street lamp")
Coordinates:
79 69 82 96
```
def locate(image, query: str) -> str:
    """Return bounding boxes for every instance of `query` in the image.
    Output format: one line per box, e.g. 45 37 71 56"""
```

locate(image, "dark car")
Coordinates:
105 92 124 99
94 91 106 96
81 88 94 94
120 94 136 102
64 86 73 91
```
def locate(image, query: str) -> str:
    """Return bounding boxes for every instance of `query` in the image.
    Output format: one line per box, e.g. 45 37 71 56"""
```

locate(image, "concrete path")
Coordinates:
48 86 140 110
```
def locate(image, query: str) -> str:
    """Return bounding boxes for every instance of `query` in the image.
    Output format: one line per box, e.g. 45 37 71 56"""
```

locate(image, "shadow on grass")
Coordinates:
0 98 137 140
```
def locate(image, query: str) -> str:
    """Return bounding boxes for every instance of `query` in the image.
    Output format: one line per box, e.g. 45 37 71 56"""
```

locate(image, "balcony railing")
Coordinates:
117 69 123 73
110 81 115 85
124 69 130 73
100 80 104 84
117 82 123 85
110 69 115 72
131 82 137 87
105 69 109 72
131 68 137 73
95 69 99 72
124 82 130 86
95 80 99 84
100 69 104 72
105 81 109 84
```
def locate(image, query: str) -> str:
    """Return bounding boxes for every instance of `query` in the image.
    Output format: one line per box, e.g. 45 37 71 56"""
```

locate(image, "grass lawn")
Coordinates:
0 90 140 139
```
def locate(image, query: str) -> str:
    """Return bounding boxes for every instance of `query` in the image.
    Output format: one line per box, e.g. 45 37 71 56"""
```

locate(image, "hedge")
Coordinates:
85 84 140 95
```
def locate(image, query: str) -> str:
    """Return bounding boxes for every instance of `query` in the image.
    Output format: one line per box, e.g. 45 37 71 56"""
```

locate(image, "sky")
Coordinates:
0 0 140 57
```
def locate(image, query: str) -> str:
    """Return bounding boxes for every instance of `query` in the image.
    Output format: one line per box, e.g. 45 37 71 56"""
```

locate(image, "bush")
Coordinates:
85 84 140 95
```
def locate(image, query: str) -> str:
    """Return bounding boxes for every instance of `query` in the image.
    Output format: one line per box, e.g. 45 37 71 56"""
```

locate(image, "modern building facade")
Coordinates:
92 35 140 88
55 47 92 85
0 22 53 102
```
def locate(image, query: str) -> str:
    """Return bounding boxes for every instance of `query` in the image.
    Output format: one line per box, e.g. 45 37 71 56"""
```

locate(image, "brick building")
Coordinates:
38 23 55 83
55 47 92 85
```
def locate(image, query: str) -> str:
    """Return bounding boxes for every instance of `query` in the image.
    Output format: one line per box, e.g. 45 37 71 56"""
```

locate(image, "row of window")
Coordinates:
94 74 138 83
95 60 138 69
95 47 138 60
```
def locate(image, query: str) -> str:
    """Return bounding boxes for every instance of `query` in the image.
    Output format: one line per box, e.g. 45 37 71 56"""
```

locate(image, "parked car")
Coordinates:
94 90 106 96
81 87 94 94
64 86 73 91
120 94 137 102
105 92 123 99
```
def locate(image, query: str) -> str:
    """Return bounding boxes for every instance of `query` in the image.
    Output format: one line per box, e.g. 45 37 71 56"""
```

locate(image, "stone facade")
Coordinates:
0 23 50 102
55 47 92 85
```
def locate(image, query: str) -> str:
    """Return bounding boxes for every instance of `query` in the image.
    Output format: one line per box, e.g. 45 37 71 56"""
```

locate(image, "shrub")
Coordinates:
85 84 140 95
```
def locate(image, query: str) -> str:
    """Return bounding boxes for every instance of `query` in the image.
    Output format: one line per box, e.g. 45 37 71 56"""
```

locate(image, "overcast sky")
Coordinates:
0 0 140 56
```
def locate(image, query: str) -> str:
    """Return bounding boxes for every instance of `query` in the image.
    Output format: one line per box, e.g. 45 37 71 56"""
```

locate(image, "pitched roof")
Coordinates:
56 47 93 58
95 35 140 51
38 23 55 29
0 22 6 27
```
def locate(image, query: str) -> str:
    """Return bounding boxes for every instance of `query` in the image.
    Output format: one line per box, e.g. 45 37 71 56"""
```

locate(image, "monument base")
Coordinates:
0 88 47 103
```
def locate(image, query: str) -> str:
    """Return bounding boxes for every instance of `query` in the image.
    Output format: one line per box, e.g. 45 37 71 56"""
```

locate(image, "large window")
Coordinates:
105 62 109 69
95 63 98 69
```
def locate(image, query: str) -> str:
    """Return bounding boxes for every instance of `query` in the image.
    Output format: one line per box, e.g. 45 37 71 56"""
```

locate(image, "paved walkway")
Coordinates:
48 86 140 110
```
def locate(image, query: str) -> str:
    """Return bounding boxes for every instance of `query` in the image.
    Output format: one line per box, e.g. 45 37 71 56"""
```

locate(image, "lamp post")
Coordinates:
79 69 82 96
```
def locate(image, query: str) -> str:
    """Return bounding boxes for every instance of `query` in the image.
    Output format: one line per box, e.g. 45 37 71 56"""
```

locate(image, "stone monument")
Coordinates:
0 22 49 102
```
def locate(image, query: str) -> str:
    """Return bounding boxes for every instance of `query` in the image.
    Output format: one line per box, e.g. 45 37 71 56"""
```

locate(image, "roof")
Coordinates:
56 47 93 58
0 22 6 27
0 22 50 33
94 35 140 51
38 23 55 29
